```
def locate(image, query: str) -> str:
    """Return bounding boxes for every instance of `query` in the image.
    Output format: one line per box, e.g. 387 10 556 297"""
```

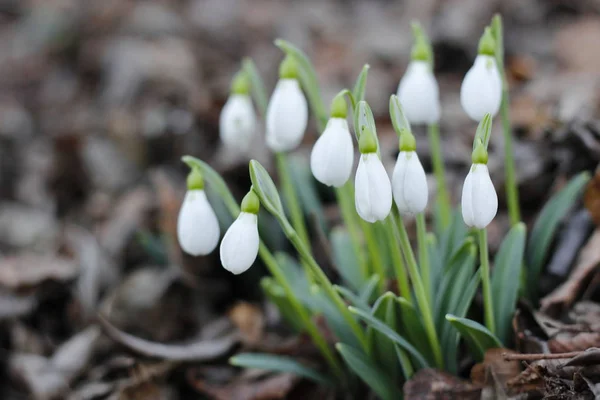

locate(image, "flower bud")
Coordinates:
310 118 354 187
219 94 257 153
461 163 498 228
355 152 392 223
220 211 259 275
177 189 220 256
397 61 440 124
460 55 502 121
392 151 428 216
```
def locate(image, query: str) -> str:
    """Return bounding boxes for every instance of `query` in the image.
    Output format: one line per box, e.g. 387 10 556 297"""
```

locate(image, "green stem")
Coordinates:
335 183 369 281
395 214 443 369
385 217 411 301
427 123 452 229
500 86 520 225
415 213 431 303
280 219 369 351
478 229 496 334
275 152 313 280
361 220 386 294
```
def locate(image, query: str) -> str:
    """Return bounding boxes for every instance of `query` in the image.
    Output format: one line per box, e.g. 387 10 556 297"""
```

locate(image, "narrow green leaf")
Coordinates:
349 306 429 368
396 297 435 366
438 208 468 263
275 39 327 131
445 315 502 361
288 154 327 233
352 64 370 103
249 160 285 218
335 285 370 311
331 228 363 291
526 172 590 300
492 222 526 344
359 275 381 304
242 58 268 117
336 344 400 400
230 353 334 386
367 293 401 381
261 278 304 333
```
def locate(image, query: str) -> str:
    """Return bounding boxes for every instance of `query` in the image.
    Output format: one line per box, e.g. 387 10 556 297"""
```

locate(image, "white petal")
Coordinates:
460 55 502 121
310 118 354 187
266 79 308 152
219 212 259 275
177 190 220 256
392 151 428 215
355 153 392 223
397 61 440 124
219 95 257 152
461 164 498 228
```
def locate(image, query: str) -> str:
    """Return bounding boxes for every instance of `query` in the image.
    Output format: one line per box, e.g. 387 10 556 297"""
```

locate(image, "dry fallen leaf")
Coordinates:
0 254 78 289
404 368 482 400
471 348 521 390
228 302 265 346
188 371 299 400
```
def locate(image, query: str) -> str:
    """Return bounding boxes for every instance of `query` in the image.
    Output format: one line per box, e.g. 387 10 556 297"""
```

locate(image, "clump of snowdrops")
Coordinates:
177 15 590 398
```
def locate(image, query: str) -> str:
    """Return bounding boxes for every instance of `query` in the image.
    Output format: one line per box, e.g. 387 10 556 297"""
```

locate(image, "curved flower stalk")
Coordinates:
310 94 354 187
266 55 308 152
392 130 428 216
177 167 220 256
461 142 498 229
220 190 260 275
354 127 392 223
460 27 502 121
219 70 257 153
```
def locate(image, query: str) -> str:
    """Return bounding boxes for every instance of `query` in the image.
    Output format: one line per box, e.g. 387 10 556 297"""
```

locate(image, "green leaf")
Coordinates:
275 39 327 131
287 154 327 234
242 58 268 117
526 172 590 300
492 222 526 344
261 278 305 333
438 208 468 263
336 344 401 400
389 94 411 138
367 293 402 381
359 275 381 304
352 64 370 103
230 353 334 386
349 306 429 368
331 227 363 291
445 315 502 361
249 160 285 219
396 297 435 366
335 285 370 311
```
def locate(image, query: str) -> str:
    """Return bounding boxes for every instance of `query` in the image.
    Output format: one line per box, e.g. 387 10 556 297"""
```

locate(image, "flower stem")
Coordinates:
478 229 496 334
335 183 369 281
415 213 431 303
361 220 386 294
275 152 313 280
280 218 369 351
500 87 520 226
395 213 443 368
385 217 411 301
427 123 451 229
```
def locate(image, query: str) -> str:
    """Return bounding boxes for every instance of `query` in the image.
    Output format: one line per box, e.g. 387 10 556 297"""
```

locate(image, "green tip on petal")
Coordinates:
330 93 347 118
411 39 430 62
186 167 204 190
279 55 298 79
358 126 378 154
478 27 496 56
399 129 416 152
241 189 260 214
231 70 250 95
471 139 488 164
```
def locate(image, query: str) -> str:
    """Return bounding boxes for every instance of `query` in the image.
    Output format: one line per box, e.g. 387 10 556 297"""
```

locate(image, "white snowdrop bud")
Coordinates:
266 56 308 152
392 150 428 216
177 168 220 256
219 94 256 153
220 191 260 275
461 163 498 229
397 61 440 124
310 97 354 187
355 140 393 223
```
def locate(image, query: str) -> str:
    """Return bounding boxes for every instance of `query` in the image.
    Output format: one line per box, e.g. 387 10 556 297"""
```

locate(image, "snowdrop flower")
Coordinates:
392 130 428 215
220 190 260 275
219 71 256 153
310 95 354 187
355 128 392 223
397 36 440 124
177 167 220 256
461 142 498 229
266 56 308 152
460 28 502 121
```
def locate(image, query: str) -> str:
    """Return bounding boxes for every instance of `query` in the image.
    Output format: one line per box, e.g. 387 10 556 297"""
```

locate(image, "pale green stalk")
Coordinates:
427 123 452 229
385 217 411 300
395 213 443 368
478 229 496 334
415 213 431 302
361 220 386 294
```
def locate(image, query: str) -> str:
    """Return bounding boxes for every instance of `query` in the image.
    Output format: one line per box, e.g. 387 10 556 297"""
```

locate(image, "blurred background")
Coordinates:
1 0 600 398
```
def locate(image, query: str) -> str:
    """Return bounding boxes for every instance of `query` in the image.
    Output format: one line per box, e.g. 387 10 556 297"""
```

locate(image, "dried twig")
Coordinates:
502 351 583 361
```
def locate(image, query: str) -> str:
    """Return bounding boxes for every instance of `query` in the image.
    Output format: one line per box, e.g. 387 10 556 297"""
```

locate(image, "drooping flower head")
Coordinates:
310 94 354 187
461 140 498 228
177 166 220 256
219 70 257 153
220 189 260 275
266 55 308 152
460 27 502 121
392 129 428 216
